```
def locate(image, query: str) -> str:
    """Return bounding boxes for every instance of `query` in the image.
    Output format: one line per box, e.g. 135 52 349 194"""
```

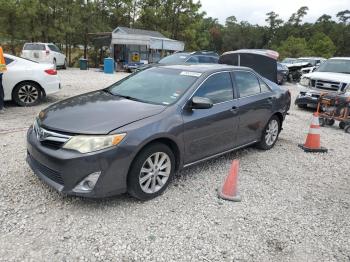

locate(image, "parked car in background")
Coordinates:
298 57 326 75
21 43 67 69
277 62 289 85
27 64 290 200
158 51 219 64
2 54 61 106
295 57 350 109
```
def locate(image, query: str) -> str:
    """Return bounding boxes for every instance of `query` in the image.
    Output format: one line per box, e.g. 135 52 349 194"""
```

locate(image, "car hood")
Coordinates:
303 72 350 83
38 90 166 134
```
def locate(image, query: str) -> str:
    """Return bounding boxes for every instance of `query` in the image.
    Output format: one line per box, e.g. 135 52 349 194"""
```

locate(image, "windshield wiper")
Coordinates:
114 93 146 103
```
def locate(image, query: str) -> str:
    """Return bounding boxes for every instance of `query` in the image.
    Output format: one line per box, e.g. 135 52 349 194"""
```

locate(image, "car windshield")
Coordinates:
107 67 200 105
23 44 45 51
317 59 350 74
158 53 190 64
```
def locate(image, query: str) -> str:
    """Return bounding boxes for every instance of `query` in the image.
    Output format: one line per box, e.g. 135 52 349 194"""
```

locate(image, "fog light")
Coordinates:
72 172 101 193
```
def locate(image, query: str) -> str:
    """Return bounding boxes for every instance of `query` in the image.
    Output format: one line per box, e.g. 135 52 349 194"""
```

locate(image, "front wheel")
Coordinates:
127 143 175 200
13 82 42 106
256 116 281 150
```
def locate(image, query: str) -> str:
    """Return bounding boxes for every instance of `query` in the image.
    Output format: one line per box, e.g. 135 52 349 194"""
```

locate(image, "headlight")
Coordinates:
299 77 310 87
63 133 126 153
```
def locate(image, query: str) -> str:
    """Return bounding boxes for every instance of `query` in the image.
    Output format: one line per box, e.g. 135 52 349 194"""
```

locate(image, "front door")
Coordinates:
182 72 239 164
233 70 274 145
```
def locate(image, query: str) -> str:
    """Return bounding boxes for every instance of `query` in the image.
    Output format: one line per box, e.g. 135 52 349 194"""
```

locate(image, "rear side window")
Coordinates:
5 57 14 65
234 71 261 97
194 72 233 104
260 80 271 93
23 44 45 51
48 45 60 52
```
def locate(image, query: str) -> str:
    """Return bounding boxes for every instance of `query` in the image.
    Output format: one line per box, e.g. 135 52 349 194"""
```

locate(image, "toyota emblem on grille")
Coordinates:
37 127 48 141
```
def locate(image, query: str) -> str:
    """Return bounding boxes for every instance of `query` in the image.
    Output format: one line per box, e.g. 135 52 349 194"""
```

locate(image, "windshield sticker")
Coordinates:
180 71 202 77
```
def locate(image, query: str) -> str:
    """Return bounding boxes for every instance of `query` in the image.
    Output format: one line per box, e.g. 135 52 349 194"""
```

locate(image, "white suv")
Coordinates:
21 43 67 69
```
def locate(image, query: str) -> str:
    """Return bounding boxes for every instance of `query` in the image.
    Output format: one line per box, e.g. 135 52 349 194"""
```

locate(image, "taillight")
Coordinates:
45 69 57 75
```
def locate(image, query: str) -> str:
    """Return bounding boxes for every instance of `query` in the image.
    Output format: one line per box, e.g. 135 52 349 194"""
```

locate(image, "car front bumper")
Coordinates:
295 85 320 107
26 126 133 198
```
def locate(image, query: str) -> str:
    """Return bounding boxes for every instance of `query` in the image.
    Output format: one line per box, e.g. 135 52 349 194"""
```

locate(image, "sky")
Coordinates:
200 0 350 25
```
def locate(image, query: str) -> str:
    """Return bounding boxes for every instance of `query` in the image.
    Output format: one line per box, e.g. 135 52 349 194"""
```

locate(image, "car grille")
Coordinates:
28 153 64 185
314 80 344 91
33 120 72 150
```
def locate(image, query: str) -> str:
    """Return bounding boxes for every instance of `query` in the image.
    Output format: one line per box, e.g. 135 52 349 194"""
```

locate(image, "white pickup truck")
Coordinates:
295 57 350 108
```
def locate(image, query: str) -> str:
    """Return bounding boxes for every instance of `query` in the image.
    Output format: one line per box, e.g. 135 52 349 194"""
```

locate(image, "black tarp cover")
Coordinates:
219 49 279 83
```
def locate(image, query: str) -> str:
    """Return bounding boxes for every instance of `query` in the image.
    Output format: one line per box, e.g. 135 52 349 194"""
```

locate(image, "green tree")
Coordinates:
277 36 311 58
307 32 336 58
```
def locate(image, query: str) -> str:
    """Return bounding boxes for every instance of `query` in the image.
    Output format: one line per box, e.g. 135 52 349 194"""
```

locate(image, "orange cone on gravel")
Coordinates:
218 160 241 202
298 112 328 153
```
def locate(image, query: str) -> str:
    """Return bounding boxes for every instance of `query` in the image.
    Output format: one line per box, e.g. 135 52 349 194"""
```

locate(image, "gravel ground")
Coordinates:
0 69 349 262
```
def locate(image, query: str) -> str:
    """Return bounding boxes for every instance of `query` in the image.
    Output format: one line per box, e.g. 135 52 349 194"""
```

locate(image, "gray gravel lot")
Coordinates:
0 69 349 262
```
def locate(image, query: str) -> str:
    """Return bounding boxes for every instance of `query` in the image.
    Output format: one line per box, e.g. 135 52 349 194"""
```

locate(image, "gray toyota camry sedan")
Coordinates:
27 64 291 200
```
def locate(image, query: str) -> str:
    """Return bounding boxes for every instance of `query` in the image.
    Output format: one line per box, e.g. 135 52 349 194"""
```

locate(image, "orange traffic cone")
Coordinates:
298 112 328 153
218 160 241 202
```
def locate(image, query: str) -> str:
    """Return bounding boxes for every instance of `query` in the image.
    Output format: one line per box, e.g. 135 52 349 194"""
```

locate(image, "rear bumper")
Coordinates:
41 77 62 96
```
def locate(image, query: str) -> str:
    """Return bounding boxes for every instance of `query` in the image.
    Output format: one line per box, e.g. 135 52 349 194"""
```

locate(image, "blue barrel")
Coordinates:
79 58 88 70
104 58 114 74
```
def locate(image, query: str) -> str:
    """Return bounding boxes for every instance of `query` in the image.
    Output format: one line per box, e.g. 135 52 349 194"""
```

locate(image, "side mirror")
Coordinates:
191 96 213 109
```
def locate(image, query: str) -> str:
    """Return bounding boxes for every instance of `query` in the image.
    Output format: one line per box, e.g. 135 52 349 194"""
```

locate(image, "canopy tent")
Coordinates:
111 27 184 52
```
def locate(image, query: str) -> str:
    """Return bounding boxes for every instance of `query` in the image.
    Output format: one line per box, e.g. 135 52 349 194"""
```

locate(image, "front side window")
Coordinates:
187 56 199 63
48 45 60 52
108 67 200 105
234 71 261 97
194 72 233 104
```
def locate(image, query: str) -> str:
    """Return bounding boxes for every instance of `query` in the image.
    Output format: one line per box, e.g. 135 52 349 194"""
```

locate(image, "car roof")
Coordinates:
298 57 325 60
329 57 350 60
157 63 252 73
24 42 53 45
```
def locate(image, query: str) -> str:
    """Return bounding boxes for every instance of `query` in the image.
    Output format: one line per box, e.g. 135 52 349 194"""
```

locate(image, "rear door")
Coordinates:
233 70 274 145
182 71 239 164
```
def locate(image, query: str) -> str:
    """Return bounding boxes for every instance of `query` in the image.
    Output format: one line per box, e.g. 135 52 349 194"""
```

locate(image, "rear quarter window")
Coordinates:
5 57 14 65
24 44 46 51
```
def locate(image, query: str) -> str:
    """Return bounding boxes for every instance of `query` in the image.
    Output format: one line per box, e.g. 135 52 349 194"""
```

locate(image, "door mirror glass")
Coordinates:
191 96 213 109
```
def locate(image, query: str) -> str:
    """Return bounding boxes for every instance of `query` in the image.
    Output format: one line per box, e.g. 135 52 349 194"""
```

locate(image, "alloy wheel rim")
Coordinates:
18 85 39 104
139 152 171 194
265 119 279 146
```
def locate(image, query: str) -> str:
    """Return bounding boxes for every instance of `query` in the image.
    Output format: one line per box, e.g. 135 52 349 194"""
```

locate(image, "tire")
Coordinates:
256 115 281 150
325 119 335 126
13 82 42 106
345 125 350 134
319 118 326 127
339 121 346 129
127 143 175 201
62 59 67 69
